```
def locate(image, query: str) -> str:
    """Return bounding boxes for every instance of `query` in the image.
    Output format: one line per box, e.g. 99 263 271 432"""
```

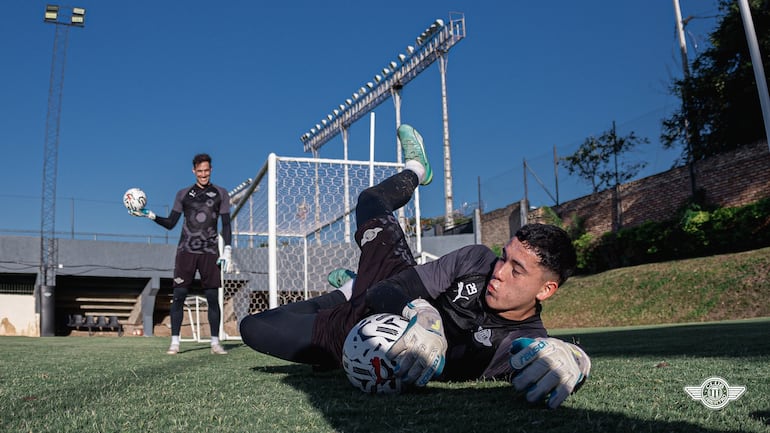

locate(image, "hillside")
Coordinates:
541 246 770 329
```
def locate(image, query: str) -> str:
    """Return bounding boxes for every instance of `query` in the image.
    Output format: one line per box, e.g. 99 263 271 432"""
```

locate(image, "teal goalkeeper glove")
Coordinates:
128 208 156 220
509 337 591 409
386 299 447 387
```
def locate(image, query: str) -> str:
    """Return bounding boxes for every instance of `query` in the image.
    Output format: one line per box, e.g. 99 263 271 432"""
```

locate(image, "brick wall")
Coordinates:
481 141 770 247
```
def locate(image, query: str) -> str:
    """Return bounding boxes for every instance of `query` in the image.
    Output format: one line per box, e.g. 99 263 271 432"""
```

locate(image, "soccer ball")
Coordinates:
123 188 147 212
342 313 409 395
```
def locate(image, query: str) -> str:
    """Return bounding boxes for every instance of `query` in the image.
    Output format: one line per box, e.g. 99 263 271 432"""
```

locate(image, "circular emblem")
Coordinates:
700 377 730 409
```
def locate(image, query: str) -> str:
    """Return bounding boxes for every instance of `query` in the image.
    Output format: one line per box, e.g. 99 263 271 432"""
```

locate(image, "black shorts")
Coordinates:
173 250 221 289
310 214 417 366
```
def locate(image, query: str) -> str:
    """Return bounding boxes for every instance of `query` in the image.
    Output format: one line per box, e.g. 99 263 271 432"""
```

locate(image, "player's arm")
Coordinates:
365 272 446 387
152 210 181 230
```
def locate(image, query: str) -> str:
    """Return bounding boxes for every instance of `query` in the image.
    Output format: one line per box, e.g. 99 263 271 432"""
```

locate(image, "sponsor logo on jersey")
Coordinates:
474 327 492 347
360 227 383 247
452 281 478 303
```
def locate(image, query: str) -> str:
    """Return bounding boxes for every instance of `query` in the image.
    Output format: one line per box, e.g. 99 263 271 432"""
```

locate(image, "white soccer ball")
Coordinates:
342 313 409 395
123 188 147 212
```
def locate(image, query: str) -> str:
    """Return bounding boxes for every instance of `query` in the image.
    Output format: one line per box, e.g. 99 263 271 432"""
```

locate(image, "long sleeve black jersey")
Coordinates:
369 244 548 381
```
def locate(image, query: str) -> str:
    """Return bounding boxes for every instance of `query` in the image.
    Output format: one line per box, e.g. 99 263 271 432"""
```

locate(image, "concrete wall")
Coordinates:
0 295 37 336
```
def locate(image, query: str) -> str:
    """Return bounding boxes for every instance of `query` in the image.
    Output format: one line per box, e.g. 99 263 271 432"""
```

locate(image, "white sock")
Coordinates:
338 278 354 301
405 160 425 183
211 336 220 345
171 335 180 346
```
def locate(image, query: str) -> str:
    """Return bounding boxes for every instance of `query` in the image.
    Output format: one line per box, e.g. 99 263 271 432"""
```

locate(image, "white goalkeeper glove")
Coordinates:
386 299 447 387
128 208 156 220
217 245 232 269
509 337 591 409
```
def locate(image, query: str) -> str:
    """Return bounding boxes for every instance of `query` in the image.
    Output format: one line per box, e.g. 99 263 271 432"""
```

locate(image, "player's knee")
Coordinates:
239 315 259 348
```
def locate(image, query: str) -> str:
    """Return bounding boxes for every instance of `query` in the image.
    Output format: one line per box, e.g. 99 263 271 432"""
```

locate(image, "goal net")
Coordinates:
218 153 422 340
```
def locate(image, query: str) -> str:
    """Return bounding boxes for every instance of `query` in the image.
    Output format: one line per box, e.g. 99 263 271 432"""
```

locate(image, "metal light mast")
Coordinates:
299 13 466 229
39 5 85 337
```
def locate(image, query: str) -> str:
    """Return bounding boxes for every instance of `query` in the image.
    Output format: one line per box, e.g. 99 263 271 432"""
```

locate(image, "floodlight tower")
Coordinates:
39 4 85 337
300 13 466 230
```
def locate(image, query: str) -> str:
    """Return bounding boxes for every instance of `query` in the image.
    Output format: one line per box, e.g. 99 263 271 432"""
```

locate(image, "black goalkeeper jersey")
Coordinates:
412 244 548 381
171 183 230 255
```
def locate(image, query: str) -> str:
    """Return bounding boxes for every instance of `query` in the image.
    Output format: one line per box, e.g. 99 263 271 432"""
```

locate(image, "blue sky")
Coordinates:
0 1 721 240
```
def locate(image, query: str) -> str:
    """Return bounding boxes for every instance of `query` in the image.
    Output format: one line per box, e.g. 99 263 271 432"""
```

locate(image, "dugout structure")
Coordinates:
218 153 422 339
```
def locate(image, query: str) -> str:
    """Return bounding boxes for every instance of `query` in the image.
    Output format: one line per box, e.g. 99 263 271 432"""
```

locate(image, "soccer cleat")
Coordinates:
210 343 228 355
166 344 179 355
327 268 356 288
397 124 433 185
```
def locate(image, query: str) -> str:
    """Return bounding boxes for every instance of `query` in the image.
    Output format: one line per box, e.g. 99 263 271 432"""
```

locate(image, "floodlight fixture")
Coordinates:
301 12 465 154
310 127 317 134
44 5 59 22
327 114 334 121
71 7 85 26
321 119 328 126
333 109 340 116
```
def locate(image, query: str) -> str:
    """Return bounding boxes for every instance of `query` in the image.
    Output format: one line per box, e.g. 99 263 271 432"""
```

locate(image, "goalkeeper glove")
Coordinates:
386 299 447 387
509 337 591 409
217 245 232 268
128 209 156 220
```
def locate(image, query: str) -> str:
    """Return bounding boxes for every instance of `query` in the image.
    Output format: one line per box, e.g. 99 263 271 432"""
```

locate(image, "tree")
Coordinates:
562 122 649 193
662 0 770 163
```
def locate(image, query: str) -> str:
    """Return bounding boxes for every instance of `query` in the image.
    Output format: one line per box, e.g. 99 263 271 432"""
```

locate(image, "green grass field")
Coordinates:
1 318 768 433
2 247 769 432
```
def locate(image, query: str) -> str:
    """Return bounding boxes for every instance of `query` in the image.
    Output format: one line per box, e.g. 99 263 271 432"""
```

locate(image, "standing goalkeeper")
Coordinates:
240 125 590 408
130 153 232 355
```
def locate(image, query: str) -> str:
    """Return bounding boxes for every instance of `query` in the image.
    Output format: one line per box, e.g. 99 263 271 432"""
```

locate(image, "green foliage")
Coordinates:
576 197 770 273
561 122 649 193
662 0 770 161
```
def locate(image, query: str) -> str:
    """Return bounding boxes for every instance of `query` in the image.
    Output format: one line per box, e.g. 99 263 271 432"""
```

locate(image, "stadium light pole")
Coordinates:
737 0 770 150
300 13 466 231
39 4 85 337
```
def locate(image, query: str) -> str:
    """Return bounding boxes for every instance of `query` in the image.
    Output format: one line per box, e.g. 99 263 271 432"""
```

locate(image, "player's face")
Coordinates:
485 237 558 321
193 161 212 187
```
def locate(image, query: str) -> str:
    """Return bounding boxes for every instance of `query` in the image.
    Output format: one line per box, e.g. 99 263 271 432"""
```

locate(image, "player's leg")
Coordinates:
308 124 433 367
168 251 197 354
168 286 188 354
239 301 337 366
200 254 227 354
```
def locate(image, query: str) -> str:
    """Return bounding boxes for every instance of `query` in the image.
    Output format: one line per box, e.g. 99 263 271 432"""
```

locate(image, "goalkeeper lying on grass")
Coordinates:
239 124 590 409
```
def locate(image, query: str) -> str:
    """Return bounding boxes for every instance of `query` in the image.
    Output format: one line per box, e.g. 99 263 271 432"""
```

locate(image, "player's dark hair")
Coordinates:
192 153 212 167
515 223 577 285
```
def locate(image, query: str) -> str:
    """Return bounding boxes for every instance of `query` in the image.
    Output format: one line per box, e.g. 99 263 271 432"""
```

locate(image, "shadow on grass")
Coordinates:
271 366 745 433
558 319 770 358
249 320 770 433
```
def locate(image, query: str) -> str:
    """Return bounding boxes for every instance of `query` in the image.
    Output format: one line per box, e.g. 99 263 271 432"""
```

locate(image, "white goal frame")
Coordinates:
217 153 422 340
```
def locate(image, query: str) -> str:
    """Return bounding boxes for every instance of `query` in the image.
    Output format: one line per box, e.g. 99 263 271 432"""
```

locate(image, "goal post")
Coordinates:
219 153 421 340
